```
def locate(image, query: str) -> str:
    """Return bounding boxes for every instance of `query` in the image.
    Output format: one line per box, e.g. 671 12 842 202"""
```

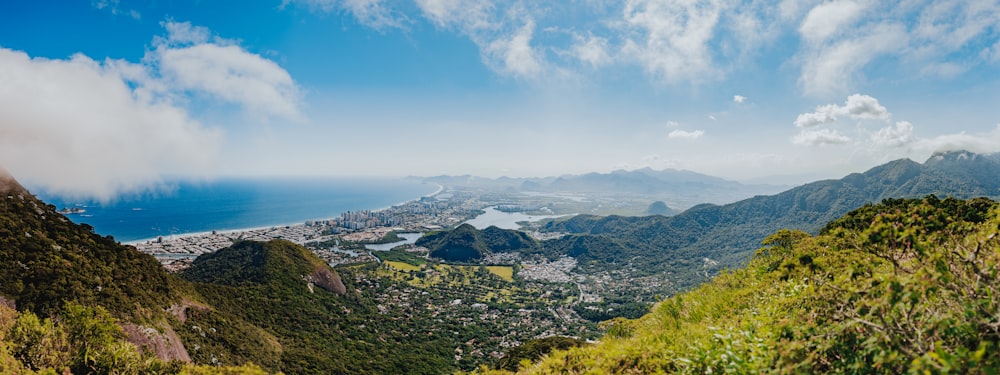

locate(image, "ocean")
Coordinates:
33 177 438 243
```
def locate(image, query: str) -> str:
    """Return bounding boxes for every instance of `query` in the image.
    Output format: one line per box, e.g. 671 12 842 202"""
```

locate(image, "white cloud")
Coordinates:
162 21 212 45
484 19 544 78
0 21 301 200
794 104 839 128
733 95 746 103
842 93 890 120
620 0 724 82
792 128 850 145
0 48 222 201
92 0 140 20
415 0 492 32
150 21 302 120
294 0 999 90
284 0 407 31
666 120 680 128
914 124 1000 155
571 33 612 68
414 1 554 80
872 121 915 147
799 23 908 96
913 1 1000 55
794 94 890 128
798 0 868 44
668 129 705 140
794 1 1000 96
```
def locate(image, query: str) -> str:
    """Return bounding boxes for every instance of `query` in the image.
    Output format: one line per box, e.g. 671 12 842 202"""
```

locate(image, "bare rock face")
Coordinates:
166 299 210 324
122 322 192 363
309 267 346 295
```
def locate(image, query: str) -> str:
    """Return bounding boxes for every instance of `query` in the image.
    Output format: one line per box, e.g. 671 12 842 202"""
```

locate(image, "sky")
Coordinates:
1 0 999 200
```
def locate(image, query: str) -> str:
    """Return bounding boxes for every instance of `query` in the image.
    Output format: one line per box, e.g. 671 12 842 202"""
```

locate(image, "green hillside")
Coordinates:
0 173 180 320
178 239 477 374
482 196 1000 373
540 151 1000 291
0 172 276 375
417 224 540 262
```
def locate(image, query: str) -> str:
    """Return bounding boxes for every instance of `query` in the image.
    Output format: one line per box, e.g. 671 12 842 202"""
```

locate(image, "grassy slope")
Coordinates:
482 196 1000 374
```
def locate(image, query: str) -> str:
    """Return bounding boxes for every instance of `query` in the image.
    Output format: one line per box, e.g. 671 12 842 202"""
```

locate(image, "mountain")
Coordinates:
417 168 787 208
416 224 540 262
0 170 290 373
181 240 346 294
0 171 179 318
493 196 1000 373
645 201 673 215
541 151 1000 289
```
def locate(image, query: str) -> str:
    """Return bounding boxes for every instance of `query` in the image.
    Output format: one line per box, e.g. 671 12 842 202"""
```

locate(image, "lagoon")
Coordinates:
463 206 563 230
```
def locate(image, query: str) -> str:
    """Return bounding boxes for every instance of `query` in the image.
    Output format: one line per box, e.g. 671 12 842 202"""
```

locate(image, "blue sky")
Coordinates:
1 0 999 199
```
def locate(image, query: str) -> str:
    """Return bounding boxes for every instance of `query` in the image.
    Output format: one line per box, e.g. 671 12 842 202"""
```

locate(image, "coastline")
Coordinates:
125 182 444 246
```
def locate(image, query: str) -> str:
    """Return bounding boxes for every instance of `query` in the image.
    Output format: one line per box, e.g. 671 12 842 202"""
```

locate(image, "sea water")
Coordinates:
33 177 437 243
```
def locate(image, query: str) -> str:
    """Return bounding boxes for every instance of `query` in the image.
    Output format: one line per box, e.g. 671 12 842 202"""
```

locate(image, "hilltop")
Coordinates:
416 224 540 262
181 240 346 294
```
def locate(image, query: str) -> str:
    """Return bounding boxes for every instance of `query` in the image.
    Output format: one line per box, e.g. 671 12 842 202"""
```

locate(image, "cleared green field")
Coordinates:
486 266 514 282
385 261 421 272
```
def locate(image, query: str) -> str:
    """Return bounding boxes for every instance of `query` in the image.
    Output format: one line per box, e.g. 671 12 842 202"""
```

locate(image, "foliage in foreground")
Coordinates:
480 196 1000 374
0 302 274 375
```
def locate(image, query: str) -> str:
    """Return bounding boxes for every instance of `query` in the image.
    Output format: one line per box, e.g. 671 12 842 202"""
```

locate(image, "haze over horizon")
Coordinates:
1 1 999 200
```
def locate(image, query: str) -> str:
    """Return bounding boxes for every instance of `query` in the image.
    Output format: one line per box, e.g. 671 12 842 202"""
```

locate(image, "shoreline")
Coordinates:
125 182 444 246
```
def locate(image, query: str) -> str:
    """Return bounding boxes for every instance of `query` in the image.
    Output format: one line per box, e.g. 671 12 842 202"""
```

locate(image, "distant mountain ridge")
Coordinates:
416 167 788 208
541 150 1000 289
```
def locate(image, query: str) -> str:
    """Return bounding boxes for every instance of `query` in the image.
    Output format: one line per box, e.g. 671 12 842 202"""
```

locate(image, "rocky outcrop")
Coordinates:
308 267 346 295
122 322 191 362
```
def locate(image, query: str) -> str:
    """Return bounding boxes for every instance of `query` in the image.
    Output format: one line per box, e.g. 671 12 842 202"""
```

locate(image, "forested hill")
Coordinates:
485 196 1000 373
543 151 1000 274
416 224 540 262
0 170 180 319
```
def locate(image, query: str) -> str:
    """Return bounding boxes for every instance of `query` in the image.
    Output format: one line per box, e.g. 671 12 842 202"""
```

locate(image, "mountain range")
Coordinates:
542 151 1000 278
487 195 1000 373
418 151 1000 292
4 150 1000 373
417 167 788 208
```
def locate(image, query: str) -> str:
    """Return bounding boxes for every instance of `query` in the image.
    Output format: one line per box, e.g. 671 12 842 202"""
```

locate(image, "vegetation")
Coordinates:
537 151 1000 295
479 196 1000 374
417 224 540 262
0 176 593 373
372 248 427 265
0 302 275 375
494 336 585 372
6 153 1000 374
0 184 180 321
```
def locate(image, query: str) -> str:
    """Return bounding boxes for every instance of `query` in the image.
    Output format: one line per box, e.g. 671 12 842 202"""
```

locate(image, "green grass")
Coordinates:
385 261 421 272
486 266 514 282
